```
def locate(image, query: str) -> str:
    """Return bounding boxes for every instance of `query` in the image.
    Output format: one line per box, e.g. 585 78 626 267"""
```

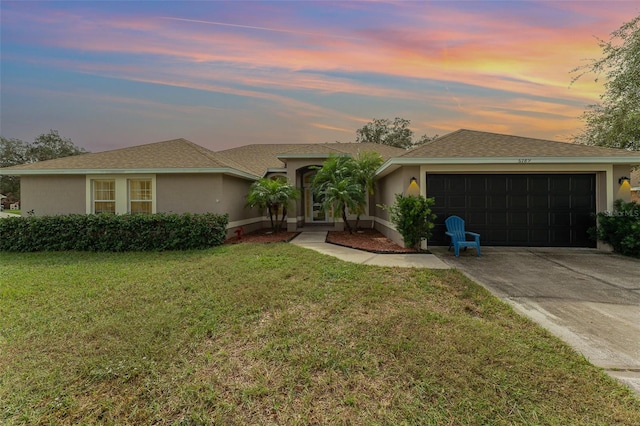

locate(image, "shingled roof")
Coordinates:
1 138 249 174
0 138 406 177
217 142 405 176
3 131 638 179
402 129 640 159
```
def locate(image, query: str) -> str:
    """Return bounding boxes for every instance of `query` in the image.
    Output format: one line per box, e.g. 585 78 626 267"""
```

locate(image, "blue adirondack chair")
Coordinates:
445 215 481 257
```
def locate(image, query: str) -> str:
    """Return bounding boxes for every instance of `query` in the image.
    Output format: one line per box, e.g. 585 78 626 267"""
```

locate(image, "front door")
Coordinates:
304 171 330 223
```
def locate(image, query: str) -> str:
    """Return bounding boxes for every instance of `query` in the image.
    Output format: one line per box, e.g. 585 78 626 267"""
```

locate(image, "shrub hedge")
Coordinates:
591 199 640 258
0 213 229 252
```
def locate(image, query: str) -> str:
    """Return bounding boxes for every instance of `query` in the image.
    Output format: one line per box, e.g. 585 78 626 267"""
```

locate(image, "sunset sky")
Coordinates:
1 1 639 153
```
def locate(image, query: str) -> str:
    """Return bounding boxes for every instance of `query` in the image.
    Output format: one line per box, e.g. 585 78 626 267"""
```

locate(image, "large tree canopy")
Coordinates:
27 130 88 162
571 15 640 150
0 137 27 201
356 117 438 149
0 130 87 201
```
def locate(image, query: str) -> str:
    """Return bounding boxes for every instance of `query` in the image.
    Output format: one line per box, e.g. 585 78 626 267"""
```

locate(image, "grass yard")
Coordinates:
1 244 638 425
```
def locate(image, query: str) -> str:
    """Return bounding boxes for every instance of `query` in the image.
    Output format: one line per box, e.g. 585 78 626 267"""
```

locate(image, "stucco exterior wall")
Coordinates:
156 173 262 236
222 175 255 220
21 175 86 216
374 166 420 247
222 175 265 234
156 174 222 214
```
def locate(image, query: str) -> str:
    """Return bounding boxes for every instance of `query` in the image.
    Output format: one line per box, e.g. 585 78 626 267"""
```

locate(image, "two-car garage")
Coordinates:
427 173 597 247
375 129 640 250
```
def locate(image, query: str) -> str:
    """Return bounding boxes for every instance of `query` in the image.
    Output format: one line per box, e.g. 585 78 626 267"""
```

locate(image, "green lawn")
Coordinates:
1 244 638 425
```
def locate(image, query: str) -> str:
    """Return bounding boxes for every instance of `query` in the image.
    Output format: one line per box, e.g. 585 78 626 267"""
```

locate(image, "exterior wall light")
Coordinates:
406 176 420 196
617 176 632 201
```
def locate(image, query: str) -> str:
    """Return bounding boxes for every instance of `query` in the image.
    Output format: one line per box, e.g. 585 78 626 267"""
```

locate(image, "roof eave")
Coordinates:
377 156 640 176
277 153 345 160
263 168 288 177
0 167 260 180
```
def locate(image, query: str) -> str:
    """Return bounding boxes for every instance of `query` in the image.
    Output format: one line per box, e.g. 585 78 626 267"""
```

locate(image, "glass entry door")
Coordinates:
311 192 328 222
304 171 330 223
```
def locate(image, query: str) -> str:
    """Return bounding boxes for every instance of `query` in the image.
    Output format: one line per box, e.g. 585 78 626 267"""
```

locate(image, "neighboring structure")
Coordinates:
2 129 639 249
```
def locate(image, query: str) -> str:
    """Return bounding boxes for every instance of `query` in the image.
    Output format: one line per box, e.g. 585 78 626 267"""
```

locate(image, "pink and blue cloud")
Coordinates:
1 1 638 151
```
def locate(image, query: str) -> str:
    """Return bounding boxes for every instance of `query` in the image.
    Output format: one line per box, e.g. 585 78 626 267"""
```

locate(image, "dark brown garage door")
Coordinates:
427 174 596 247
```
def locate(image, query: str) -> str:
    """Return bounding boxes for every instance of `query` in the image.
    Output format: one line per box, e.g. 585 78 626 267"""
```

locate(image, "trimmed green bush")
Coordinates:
0 213 228 252
591 199 640 257
379 194 436 249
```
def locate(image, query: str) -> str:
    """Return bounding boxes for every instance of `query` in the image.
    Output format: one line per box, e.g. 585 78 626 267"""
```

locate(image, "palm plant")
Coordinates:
352 151 383 229
246 177 300 232
312 155 365 234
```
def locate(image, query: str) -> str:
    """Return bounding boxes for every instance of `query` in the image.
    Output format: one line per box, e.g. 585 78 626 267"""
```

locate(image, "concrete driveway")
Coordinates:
431 246 640 395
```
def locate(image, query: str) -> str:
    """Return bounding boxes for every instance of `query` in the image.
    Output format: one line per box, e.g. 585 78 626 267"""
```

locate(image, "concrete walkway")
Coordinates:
431 246 640 395
290 232 450 269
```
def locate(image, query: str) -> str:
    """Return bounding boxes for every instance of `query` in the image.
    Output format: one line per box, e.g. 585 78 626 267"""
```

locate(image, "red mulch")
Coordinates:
225 229 299 244
226 227 418 254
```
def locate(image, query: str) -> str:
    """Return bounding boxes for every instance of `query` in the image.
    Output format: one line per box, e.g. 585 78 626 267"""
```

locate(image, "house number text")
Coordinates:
518 158 532 163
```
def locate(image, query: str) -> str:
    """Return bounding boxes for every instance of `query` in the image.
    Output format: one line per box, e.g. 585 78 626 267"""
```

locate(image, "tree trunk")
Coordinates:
342 207 352 234
267 205 275 232
274 204 281 232
280 206 288 231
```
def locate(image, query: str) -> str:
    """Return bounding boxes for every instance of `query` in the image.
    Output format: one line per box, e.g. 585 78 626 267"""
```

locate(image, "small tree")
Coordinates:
380 194 436 250
247 177 300 232
352 151 383 229
312 155 364 234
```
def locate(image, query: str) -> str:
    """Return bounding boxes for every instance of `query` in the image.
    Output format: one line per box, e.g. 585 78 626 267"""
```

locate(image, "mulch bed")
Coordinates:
326 228 420 254
226 227 420 254
225 229 300 244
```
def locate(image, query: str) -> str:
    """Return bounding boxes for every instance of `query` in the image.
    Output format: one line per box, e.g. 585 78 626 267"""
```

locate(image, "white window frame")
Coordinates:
86 175 156 214
92 179 116 214
128 179 153 214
